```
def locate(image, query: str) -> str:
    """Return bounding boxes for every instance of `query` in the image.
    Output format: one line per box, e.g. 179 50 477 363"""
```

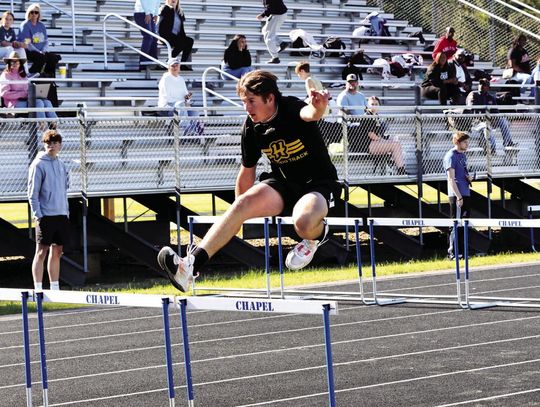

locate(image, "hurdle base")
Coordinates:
375 297 407 306
467 301 498 310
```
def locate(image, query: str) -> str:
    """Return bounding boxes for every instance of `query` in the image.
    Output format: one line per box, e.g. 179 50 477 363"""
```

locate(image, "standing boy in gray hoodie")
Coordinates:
28 130 70 291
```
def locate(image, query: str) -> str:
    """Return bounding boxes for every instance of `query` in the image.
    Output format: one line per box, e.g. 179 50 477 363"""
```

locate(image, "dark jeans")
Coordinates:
166 34 194 62
422 84 460 105
134 12 157 64
448 195 470 257
27 50 60 76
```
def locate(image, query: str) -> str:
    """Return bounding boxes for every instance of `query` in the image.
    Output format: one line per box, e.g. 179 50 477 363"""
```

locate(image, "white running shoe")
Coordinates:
285 221 329 270
157 246 194 292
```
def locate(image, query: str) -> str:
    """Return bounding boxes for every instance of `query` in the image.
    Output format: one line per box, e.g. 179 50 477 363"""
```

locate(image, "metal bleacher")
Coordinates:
0 0 442 109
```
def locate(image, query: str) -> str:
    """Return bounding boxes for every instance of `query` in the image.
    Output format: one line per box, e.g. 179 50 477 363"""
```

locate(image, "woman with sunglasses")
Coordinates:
18 3 61 77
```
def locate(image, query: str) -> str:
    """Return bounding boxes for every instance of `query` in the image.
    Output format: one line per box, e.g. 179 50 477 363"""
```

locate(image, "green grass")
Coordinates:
3 251 536 316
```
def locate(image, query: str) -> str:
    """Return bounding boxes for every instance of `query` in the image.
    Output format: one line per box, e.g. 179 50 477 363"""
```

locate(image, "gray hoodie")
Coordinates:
28 152 70 219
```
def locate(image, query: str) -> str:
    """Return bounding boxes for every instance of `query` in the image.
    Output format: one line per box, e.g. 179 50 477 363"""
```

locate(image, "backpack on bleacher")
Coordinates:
288 29 325 58
348 50 374 72
323 37 346 58
290 37 310 57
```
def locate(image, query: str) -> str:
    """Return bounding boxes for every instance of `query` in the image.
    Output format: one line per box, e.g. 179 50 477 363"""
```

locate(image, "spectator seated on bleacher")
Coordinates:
158 0 194 71
221 34 253 80
505 34 531 86
18 3 61 77
421 52 460 105
335 73 368 153
364 96 406 175
465 78 517 153
0 11 27 71
158 56 201 135
431 26 458 61
448 49 473 104
0 51 57 127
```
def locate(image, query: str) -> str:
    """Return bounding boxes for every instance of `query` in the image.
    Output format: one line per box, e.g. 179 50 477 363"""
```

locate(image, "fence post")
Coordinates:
414 85 421 106
173 109 183 256
78 105 89 273
415 108 424 245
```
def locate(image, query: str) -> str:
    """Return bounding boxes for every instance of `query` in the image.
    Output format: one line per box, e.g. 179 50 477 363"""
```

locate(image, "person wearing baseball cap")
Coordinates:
336 73 367 116
157 56 193 116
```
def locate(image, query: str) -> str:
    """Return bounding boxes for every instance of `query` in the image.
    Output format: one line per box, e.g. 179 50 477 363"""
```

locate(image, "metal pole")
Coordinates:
161 298 175 407
322 304 336 407
179 299 195 407
21 292 33 407
277 218 285 299
70 0 76 52
35 292 49 407
264 217 271 298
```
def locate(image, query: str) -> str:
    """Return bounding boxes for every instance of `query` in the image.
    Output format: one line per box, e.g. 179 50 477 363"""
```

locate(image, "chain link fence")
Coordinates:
372 0 539 68
1 107 540 202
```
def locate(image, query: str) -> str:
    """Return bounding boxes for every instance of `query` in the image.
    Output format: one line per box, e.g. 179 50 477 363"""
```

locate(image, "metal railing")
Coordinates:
1 105 540 202
102 13 172 70
201 67 242 117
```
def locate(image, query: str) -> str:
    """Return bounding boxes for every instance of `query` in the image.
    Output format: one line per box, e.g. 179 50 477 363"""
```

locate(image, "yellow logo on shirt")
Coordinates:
262 139 308 164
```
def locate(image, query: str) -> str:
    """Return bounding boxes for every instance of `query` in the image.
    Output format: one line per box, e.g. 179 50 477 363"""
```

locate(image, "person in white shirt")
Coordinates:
158 57 201 135
158 57 191 114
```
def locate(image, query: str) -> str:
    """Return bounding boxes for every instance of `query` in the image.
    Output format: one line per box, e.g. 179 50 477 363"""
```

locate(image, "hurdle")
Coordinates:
368 217 469 308
176 296 338 407
0 289 177 407
463 218 540 309
189 216 371 303
0 289 338 406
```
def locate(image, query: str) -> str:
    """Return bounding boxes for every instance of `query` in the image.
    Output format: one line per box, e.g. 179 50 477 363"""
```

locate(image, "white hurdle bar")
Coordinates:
0 289 338 407
464 218 540 309
188 216 369 303
368 218 469 308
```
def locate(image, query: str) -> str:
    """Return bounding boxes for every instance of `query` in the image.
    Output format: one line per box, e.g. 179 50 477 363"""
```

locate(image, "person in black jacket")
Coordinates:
221 34 253 79
421 52 460 105
256 0 289 64
158 0 194 70
448 49 473 104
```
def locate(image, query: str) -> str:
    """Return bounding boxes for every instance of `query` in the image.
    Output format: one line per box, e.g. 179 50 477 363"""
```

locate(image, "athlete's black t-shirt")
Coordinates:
241 96 338 183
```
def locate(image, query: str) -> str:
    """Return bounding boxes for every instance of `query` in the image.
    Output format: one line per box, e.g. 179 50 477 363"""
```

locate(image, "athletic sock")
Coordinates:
34 282 43 292
50 281 60 290
192 246 209 273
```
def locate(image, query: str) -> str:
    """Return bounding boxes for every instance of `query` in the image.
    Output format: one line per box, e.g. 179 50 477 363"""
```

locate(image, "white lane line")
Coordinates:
41 357 540 406
435 388 540 406
1 322 539 390
236 359 540 406
0 308 459 367
0 305 460 351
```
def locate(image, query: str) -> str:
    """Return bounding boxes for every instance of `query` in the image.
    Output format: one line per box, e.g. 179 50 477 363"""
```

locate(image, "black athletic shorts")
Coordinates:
35 215 70 246
260 174 343 215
